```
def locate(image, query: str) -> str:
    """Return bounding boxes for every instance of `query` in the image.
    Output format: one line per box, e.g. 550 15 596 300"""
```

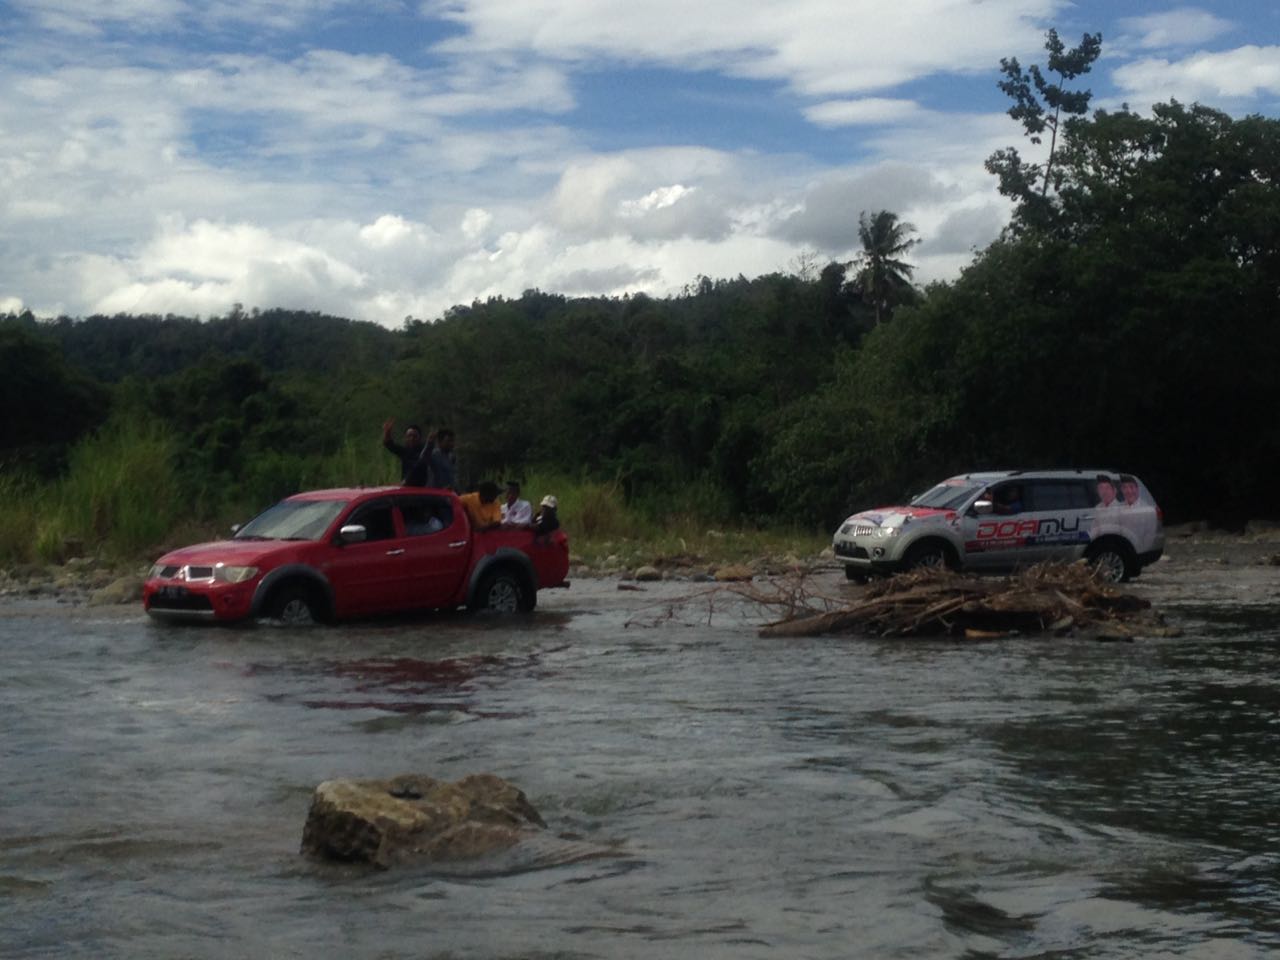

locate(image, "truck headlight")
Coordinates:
214 564 259 583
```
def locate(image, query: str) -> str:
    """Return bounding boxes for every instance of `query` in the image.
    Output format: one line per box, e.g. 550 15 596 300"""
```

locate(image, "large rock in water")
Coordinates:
302 773 555 869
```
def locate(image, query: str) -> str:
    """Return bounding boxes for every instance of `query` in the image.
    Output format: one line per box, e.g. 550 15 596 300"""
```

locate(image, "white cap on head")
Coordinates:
540 495 558 509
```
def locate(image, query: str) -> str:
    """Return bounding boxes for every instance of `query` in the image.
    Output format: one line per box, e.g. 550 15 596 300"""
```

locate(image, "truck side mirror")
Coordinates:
338 524 368 544
972 499 994 516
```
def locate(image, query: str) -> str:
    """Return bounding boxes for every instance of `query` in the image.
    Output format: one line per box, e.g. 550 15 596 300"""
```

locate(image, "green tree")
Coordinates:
0 319 108 473
853 210 919 326
986 28 1103 230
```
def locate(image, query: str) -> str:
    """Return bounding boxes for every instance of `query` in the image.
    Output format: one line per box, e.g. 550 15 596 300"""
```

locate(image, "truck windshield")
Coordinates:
910 482 984 511
235 499 350 541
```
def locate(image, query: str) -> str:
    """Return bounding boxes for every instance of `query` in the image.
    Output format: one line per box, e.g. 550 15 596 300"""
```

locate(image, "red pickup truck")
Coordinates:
142 486 570 624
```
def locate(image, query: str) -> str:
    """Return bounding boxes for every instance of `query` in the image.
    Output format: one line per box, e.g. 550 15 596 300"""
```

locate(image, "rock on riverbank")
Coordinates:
0 556 145 605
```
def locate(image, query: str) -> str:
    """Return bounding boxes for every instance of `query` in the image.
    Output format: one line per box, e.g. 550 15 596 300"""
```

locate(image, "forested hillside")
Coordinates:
2 97 1278 562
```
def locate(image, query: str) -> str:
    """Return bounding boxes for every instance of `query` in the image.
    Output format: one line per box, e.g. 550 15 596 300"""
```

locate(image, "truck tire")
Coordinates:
474 567 536 613
266 582 321 625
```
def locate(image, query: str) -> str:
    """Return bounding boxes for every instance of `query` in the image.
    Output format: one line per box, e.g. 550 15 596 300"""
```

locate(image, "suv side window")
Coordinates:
399 497 452 536
348 502 396 541
990 483 1025 515
1026 480 1092 511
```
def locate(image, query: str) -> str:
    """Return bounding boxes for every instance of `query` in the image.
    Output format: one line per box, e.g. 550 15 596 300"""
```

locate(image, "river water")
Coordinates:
3 564 1280 959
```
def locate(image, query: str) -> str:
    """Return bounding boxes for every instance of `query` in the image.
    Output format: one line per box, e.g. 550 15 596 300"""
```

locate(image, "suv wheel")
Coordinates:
1087 541 1136 583
475 568 535 612
904 540 953 572
268 584 319 625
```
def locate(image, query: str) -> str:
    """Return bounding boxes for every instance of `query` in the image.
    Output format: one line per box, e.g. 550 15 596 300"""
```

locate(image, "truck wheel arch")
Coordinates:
251 566 335 621
467 550 537 612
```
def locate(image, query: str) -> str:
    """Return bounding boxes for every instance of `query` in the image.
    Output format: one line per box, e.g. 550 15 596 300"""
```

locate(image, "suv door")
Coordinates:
1023 479 1095 562
962 481 1037 571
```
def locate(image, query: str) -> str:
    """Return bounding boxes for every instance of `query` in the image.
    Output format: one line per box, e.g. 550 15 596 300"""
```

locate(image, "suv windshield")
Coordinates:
235 499 349 541
910 481 985 511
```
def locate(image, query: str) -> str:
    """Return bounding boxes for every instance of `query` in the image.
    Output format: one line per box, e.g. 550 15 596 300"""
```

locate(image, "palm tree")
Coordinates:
854 210 919 325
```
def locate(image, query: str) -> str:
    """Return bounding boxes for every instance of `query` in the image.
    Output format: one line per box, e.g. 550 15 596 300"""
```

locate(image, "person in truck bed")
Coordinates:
459 481 502 531
533 495 559 542
501 481 533 528
381 418 426 483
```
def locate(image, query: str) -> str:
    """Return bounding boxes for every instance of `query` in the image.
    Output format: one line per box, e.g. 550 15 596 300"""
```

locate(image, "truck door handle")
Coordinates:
385 548 405 556
448 540 467 549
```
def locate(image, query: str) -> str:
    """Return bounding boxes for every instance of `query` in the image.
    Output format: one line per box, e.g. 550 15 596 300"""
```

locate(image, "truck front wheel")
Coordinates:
266 582 323 625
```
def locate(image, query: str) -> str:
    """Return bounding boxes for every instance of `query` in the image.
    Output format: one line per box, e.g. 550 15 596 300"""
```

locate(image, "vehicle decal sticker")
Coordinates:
965 516 1092 553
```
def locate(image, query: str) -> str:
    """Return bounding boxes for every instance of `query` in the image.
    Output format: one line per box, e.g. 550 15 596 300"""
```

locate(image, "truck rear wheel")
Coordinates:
474 567 536 612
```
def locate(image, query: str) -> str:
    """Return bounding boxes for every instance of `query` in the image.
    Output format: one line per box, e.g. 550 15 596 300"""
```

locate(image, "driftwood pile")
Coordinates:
745 562 1176 640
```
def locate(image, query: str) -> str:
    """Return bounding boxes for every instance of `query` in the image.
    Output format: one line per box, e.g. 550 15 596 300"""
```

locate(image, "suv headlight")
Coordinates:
214 564 259 583
875 527 900 538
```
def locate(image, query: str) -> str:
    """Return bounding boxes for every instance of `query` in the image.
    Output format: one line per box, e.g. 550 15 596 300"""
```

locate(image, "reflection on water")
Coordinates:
3 584 1280 959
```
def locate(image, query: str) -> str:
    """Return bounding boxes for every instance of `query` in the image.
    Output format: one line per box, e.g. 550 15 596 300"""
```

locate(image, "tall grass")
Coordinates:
0 422 186 565
513 468 828 567
0 472 43 566
0 434 828 570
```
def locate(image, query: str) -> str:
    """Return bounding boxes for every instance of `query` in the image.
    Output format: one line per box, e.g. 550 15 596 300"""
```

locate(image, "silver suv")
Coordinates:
832 470 1164 583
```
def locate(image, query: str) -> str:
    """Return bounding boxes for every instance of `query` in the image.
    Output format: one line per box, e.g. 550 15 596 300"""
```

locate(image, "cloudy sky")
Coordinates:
2 1 1277 327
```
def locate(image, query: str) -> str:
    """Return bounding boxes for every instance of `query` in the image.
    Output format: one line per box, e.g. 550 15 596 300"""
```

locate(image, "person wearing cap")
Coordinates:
500 481 532 528
533 494 559 539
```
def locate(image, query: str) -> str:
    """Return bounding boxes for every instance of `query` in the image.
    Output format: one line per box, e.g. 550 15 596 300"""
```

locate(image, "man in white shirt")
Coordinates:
500 481 533 528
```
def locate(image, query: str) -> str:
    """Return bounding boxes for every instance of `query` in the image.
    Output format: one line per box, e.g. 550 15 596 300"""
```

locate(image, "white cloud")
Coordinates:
427 0 1059 96
9 0 353 35
9 0 186 35
84 218 367 316
359 214 418 249
549 149 739 241
1113 46 1280 106
174 51 574 137
460 208 493 240
4 0 1129 326
620 185 693 217
805 98 923 127
1117 7 1235 50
